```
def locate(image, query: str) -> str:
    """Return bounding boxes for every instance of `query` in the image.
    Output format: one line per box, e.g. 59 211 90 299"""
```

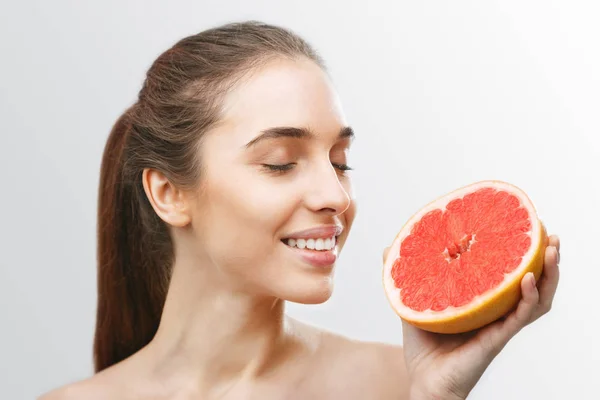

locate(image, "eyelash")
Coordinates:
262 163 353 173
262 163 296 172
332 163 353 172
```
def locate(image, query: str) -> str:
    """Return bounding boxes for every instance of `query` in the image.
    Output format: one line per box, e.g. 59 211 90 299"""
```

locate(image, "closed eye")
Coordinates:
332 163 353 172
261 162 353 175
262 163 296 172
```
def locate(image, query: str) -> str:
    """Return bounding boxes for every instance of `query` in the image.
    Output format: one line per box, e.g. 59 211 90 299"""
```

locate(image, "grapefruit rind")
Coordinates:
382 180 547 334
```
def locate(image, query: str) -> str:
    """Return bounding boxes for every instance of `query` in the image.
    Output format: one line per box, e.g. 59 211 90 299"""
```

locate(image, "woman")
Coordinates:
41 21 560 399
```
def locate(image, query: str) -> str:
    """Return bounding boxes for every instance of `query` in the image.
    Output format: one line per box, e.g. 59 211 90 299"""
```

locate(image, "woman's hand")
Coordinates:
384 233 561 400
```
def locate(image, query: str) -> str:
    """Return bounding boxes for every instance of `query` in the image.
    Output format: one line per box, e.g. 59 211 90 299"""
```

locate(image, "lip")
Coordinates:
283 224 343 240
284 245 338 268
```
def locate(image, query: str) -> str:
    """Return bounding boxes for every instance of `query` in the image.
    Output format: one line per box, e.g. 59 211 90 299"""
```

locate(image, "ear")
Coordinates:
142 168 192 227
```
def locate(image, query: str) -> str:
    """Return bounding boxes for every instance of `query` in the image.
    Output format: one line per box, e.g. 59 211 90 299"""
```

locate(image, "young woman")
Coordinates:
41 21 560 399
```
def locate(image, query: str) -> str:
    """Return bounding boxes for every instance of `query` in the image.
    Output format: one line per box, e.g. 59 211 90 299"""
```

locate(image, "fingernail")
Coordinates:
529 273 536 289
555 246 560 264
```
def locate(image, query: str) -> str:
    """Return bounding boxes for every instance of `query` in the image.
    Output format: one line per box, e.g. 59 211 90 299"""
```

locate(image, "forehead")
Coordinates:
216 58 347 142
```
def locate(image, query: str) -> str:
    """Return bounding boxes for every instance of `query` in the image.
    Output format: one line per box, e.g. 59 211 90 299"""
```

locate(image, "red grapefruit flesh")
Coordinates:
382 180 548 334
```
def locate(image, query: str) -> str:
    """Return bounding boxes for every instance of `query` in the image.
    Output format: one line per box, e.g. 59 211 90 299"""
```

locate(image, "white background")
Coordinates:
1 1 598 399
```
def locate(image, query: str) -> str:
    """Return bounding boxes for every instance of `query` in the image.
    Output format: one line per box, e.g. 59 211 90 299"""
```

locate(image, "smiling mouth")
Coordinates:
281 236 338 251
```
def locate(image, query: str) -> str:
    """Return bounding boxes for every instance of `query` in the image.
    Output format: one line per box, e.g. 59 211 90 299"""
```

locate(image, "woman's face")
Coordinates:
190 57 356 304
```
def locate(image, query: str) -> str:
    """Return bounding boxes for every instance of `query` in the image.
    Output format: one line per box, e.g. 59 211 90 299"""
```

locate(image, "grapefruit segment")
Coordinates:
382 180 548 334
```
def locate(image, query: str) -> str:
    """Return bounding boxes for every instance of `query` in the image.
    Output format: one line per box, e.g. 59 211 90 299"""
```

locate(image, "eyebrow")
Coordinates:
244 126 354 148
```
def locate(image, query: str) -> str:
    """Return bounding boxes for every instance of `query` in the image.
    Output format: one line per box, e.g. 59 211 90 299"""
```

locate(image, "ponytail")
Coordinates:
93 108 171 372
92 20 328 372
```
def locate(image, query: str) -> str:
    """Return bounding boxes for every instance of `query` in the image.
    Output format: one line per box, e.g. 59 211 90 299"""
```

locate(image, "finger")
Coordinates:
548 235 560 263
382 246 390 263
548 234 560 251
503 272 540 336
535 245 560 318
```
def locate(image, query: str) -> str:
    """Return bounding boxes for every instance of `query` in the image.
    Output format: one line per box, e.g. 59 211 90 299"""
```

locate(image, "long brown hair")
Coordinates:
94 21 324 372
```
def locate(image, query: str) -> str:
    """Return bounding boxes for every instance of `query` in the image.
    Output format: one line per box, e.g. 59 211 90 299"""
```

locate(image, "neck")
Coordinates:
141 256 303 395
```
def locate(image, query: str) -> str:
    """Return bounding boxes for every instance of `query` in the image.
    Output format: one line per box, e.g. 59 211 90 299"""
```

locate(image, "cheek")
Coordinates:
342 177 356 218
345 198 357 227
338 178 357 248
338 198 357 248
341 176 355 200
195 177 298 265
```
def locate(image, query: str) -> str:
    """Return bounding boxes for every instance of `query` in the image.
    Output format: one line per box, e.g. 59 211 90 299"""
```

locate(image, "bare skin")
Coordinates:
40 57 560 400
41 318 409 399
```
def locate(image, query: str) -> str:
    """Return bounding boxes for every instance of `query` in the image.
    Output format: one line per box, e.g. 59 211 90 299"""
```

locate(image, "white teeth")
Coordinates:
286 236 336 251
315 238 324 250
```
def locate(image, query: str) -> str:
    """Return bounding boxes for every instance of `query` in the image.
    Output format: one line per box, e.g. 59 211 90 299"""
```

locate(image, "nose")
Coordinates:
303 162 352 216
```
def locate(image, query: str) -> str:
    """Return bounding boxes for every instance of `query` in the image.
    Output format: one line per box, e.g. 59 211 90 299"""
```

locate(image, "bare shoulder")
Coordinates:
312 325 410 399
336 335 408 382
37 376 111 400
38 383 89 400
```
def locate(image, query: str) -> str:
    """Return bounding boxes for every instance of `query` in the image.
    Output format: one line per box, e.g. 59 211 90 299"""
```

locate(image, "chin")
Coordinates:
282 277 335 305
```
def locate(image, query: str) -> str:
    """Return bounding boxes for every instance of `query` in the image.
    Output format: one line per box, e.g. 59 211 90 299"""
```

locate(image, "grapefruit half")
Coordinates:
382 180 548 334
